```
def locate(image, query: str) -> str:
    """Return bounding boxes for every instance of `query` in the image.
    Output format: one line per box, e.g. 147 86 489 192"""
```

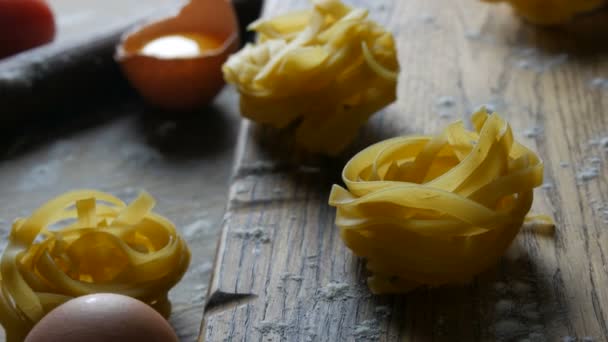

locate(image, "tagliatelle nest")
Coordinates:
329 110 551 294
0 191 190 342
222 0 399 155
483 0 607 25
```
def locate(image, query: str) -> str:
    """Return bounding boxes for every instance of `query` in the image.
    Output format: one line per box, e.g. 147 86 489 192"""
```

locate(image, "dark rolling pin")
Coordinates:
0 25 132 127
0 0 262 129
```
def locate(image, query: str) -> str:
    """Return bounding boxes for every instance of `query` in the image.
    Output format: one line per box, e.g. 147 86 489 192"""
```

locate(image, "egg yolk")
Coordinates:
140 33 223 58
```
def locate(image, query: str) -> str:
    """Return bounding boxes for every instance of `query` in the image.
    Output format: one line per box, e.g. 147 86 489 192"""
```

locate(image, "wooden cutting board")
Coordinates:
199 0 608 341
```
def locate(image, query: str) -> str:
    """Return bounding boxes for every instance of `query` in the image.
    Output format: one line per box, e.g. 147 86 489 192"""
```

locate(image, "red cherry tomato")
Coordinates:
0 0 56 59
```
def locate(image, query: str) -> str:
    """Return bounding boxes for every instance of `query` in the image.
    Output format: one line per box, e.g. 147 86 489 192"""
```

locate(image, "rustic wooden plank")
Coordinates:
201 0 608 341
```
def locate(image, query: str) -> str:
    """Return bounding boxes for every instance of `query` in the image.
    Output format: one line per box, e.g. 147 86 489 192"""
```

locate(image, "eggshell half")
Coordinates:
116 0 239 111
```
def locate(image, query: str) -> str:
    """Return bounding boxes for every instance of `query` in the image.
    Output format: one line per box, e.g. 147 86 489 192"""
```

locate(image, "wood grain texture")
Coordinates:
201 0 608 341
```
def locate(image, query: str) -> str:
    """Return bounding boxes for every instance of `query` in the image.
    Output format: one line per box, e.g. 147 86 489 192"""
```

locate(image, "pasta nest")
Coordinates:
0 190 190 342
483 0 607 25
329 110 547 294
222 0 399 155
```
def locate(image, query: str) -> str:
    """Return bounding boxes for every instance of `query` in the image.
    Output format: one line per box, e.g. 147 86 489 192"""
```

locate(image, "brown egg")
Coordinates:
115 0 239 111
24 294 179 342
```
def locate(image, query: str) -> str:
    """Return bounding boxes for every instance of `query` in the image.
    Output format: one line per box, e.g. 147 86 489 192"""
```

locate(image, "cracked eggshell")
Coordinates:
115 0 239 111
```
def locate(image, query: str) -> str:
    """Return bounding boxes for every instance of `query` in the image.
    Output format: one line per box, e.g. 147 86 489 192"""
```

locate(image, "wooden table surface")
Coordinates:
0 1 241 341
200 0 608 341
0 93 241 342
2 0 608 341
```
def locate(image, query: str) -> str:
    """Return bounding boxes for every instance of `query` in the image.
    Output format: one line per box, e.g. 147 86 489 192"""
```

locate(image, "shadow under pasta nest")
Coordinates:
137 102 237 161
510 8 608 57
359 239 569 341
246 109 409 177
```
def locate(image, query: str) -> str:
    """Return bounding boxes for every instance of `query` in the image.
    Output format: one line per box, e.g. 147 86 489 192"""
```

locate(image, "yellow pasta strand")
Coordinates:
482 0 607 25
223 0 399 155
329 110 552 294
0 190 190 342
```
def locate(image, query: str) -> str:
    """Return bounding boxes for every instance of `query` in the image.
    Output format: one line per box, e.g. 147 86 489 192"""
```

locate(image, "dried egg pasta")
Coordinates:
329 110 550 294
0 190 190 342
223 0 399 155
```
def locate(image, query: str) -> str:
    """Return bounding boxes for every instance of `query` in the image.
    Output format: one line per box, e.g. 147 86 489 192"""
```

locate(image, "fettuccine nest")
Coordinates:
223 0 399 155
329 110 549 293
483 0 607 25
0 191 190 342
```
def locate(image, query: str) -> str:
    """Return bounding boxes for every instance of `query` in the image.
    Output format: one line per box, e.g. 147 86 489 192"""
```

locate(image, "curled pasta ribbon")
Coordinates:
482 0 607 25
329 110 550 294
223 0 399 155
0 190 190 342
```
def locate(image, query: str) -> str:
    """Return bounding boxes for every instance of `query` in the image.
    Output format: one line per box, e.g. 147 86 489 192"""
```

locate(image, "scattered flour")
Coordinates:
234 183 250 195
474 98 506 114
49 140 77 161
222 212 232 222
436 96 456 107
492 275 546 342
120 144 162 166
436 96 456 118
418 13 435 24
353 319 381 341
318 282 351 301
465 30 497 44
516 59 531 70
115 187 140 203
589 157 602 165
514 49 569 73
590 78 608 89
576 167 600 182
194 262 213 275
18 160 62 191
183 219 213 239
256 320 290 336
541 183 553 190
523 127 543 139
233 226 271 243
